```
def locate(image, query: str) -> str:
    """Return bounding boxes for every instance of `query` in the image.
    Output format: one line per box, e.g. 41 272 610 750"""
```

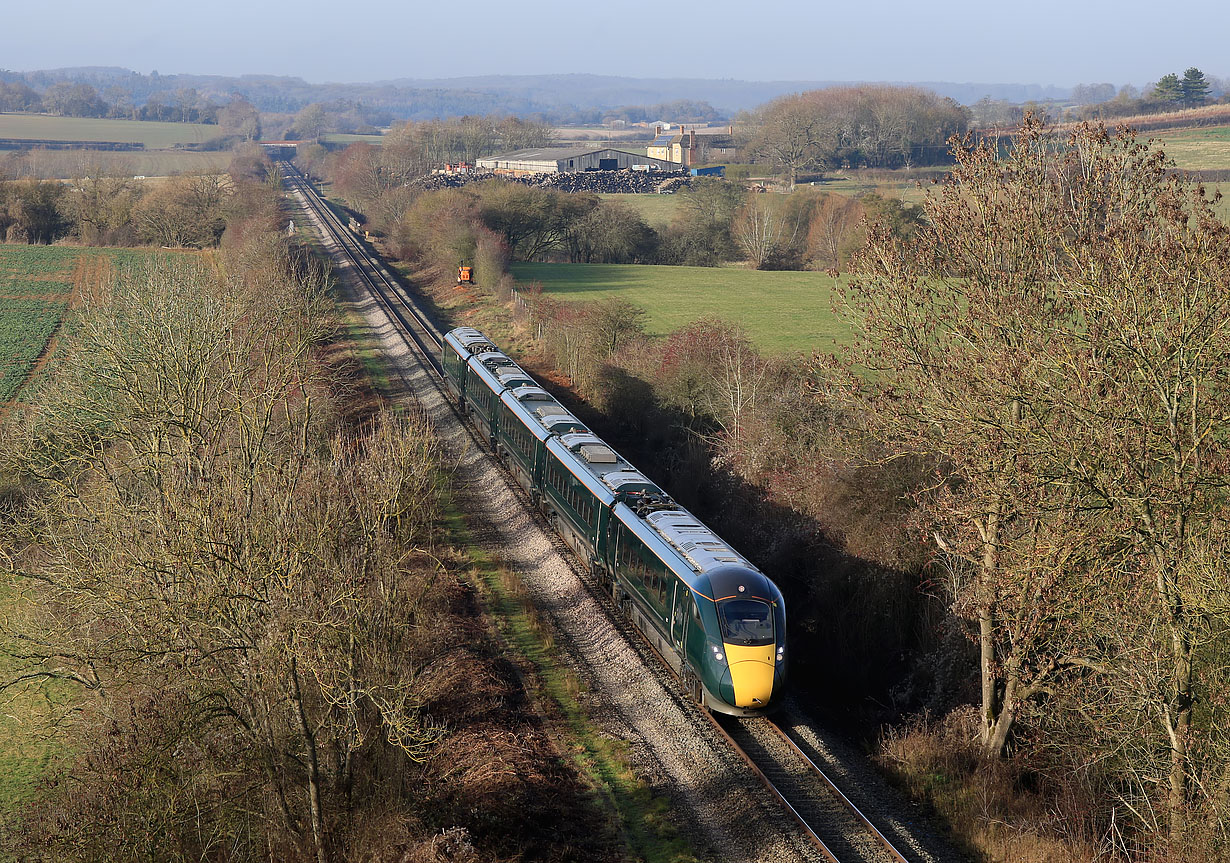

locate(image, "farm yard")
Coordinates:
510 261 849 354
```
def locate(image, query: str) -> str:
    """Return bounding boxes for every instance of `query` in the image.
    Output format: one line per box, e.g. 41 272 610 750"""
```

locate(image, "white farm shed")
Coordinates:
477 147 678 174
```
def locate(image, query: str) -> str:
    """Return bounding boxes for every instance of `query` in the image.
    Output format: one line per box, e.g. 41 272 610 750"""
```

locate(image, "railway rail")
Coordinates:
282 161 927 863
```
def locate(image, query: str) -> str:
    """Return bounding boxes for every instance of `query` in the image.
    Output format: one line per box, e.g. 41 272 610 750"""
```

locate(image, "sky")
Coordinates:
4 0 1226 87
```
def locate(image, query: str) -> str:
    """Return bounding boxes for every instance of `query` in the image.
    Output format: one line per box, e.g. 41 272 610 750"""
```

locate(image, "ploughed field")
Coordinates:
510 261 851 354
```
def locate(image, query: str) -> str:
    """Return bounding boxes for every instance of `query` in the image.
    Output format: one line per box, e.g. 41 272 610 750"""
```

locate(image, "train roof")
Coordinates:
501 386 588 440
642 509 752 573
550 432 661 495
445 327 497 355
612 500 774 602
468 350 535 394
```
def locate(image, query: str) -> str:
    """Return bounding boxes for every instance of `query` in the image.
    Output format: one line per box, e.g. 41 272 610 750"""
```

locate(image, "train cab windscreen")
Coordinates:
717 599 775 646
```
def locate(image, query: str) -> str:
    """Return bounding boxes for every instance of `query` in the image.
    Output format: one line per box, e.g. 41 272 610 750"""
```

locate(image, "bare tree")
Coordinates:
1 247 447 859
819 118 1230 844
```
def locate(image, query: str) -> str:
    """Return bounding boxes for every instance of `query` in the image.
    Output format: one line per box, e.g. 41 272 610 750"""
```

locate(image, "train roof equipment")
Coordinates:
446 327 497 355
642 510 751 573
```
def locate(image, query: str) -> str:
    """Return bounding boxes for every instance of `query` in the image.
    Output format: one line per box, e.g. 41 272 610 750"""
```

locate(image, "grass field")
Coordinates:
1153 125 1230 171
597 193 683 228
0 113 217 148
0 114 233 178
817 172 933 203
321 132 384 145
0 585 71 813
511 261 849 354
10 148 232 179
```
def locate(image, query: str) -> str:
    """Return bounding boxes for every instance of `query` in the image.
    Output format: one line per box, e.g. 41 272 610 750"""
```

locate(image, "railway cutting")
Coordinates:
283 162 950 863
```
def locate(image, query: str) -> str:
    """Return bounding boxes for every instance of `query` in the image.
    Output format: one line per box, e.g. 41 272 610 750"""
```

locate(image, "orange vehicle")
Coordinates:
457 265 474 285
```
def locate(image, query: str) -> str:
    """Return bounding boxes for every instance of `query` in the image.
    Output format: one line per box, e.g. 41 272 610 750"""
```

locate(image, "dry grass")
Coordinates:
1 149 231 179
1052 104 1230 135
877 710 1098 863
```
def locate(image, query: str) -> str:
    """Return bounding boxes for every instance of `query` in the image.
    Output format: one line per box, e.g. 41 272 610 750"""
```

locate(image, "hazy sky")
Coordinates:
4 0 1225 86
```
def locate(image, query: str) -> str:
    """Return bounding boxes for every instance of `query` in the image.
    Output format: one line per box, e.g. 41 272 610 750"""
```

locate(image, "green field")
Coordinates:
0 113 217 148
0 299 67 401
511 261 849 354
1153 125 1230 171
0 245 78 403
597 193 683 228
0 245 191 403
321 132 384 145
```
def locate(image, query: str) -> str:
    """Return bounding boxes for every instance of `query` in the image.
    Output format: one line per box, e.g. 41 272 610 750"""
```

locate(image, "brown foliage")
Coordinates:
820 117 1230 850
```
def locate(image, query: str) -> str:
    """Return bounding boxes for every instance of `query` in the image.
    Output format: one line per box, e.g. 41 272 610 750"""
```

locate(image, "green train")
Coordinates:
443 327 786 715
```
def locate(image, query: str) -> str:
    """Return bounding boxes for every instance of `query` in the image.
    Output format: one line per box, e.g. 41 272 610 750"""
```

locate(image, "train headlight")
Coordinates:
776 645 785 663
710 644 724 663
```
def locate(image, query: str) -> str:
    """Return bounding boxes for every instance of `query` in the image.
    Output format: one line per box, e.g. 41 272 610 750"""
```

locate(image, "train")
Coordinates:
442 327 786 716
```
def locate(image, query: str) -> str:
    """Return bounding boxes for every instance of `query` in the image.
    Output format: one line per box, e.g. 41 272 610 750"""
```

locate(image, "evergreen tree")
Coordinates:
1181 67 1209 107
1153 73 1183 104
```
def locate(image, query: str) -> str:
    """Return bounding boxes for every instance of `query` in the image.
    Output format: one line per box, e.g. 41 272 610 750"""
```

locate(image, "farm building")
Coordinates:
647 126 737 167
476 147 678 174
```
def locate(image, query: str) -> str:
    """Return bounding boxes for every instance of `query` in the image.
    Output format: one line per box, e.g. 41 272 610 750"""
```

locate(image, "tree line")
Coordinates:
742 85 971 183
1 79 220 123
976 67 1228 128
0 144 279 246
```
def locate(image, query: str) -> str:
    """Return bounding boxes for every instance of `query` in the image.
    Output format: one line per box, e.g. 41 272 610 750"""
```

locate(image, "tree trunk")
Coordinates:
291 658 328 863
1165 614 1194 834
977 504 1001 750
983 654 1020 758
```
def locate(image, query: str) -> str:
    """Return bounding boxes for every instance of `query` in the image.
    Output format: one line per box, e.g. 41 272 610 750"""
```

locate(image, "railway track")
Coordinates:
281 163 445 364
282 161 929 863
712 715 911 863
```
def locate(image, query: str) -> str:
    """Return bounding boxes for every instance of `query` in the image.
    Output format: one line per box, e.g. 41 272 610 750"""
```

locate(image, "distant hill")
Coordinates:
5 67 1072 120
379 73 1071 112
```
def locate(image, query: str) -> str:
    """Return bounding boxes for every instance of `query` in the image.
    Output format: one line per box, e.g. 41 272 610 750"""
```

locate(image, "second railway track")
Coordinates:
283 162 939 863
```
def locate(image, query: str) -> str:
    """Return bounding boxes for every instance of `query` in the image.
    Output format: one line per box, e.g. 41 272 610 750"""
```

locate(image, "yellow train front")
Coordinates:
610 500 787 716
691 565 786 714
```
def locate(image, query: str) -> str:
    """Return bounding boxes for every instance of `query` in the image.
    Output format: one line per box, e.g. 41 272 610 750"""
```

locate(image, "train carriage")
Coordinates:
441 327 494 401
496 385 557 497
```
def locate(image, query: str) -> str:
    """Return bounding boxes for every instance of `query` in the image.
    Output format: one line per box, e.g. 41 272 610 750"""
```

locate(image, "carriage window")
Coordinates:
717 599 775 646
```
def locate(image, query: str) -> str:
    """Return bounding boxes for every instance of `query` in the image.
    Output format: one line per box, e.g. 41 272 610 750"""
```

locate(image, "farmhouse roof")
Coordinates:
489 146 623 161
